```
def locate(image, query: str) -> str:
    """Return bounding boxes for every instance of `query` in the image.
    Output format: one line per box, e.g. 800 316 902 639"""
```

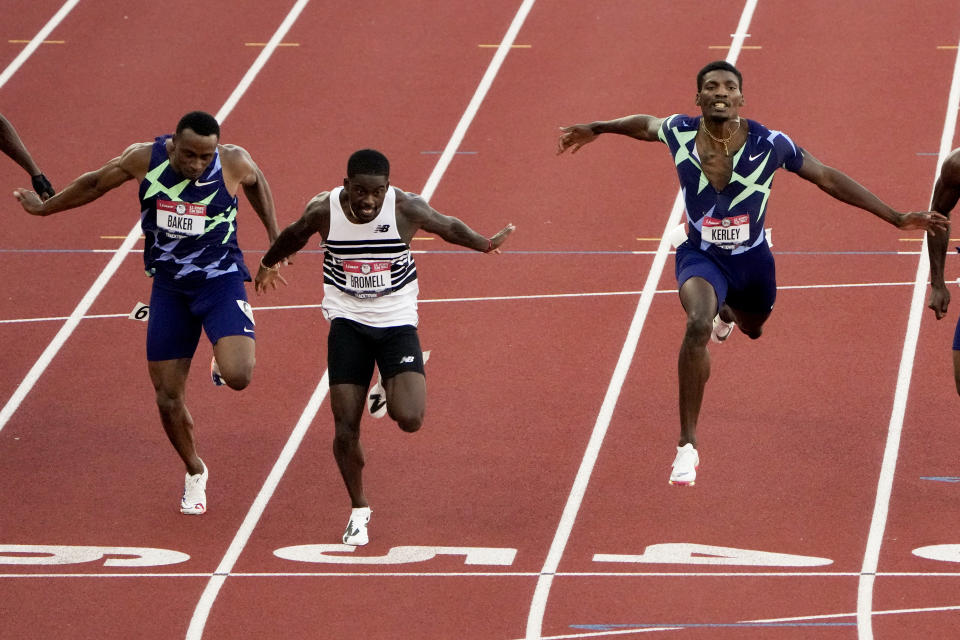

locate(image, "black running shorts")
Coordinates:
327 318 425 386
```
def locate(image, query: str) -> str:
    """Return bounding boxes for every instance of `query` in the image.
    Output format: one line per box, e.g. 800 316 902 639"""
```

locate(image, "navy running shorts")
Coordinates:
953 314 960 351
146 272 255 362
675 241 777 314
327 318 425 386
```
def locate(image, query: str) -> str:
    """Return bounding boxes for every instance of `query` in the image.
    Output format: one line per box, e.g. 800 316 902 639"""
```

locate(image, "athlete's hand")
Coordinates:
254 262 288 295
557 124 596 155
31 174 55 200
12 188 45 215
485 223 516 254
928 283 951 320
897 211 950 232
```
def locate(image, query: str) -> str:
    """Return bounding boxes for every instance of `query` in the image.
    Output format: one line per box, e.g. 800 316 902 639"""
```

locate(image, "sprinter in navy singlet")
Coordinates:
556 61 947 486
15 111 281 515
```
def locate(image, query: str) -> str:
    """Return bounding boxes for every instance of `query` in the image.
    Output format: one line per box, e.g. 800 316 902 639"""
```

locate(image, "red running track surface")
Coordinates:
1 1 960 638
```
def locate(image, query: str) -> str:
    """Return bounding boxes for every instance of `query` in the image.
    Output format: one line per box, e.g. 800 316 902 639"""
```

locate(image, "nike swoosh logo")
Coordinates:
194 179 217 187
748 153 764 162
243 327 255 334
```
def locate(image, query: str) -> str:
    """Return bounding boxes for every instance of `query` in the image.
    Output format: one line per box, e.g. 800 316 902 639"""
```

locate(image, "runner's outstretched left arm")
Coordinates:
401 193 515 253
796 150 949 232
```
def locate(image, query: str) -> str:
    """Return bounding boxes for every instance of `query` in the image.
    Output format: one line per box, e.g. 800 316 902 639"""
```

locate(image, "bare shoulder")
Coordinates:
217 144 261 186
394 188 431 219
306 190 332 212
298 190 332 236
116 141 154 178
217 143 255 166
122 141 154 157
942 149 960 183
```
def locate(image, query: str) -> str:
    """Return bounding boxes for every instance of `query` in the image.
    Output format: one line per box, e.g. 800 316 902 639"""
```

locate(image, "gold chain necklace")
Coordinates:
700 118 741 156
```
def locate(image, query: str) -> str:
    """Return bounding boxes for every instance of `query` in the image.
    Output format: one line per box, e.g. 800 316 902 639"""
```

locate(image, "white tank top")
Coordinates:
321 186 419 327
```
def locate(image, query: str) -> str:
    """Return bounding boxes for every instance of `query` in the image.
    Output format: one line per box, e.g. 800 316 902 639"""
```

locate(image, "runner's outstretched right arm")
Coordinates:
557 115 665 154
12 143 147 215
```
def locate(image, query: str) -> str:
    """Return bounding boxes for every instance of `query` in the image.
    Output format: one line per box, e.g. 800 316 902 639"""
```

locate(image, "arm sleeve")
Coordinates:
657 114 680 144
770 130 804 172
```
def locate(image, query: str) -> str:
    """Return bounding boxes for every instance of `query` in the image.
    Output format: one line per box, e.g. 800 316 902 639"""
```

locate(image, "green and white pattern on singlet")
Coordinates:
138 135 248 281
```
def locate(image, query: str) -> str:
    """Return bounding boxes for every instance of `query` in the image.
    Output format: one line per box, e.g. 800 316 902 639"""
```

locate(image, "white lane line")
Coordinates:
7 570 960 579
185 371 329 639
0 0 310 436
419 0 537 202
0 280 924 326
856 37 960 640
0 0 79 90
0 227 140 435
514 603 960 640
0 1 83 435
184 1 536 637
179 3 315 636
523 2 758 637
0 0 317 437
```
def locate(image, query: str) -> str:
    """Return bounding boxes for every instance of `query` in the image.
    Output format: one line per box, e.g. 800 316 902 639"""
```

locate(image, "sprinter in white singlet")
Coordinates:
254 149 515 546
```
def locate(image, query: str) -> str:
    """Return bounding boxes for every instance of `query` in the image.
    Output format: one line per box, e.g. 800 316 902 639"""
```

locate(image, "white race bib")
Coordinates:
343 260 393 298
156 199 206 237
702 214 750 249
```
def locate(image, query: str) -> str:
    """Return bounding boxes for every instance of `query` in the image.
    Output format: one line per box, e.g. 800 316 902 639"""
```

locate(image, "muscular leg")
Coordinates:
149 358 203 476
212 334 255 390
331 383 369 508
726 306 772 340
677 277 719 448
383 371 425 433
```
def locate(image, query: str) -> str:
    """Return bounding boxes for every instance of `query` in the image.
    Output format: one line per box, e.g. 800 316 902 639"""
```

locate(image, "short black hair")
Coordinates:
696 61 743 92
176 111 220 138
347 149 390 178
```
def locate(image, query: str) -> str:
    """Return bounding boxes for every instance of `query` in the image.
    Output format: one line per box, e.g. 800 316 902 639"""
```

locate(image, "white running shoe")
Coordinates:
210 357 225 386
367 350 431 419
710 315 735 343
669 443 699 486
180 460 208 514
342 507 372 546
367 375 387 419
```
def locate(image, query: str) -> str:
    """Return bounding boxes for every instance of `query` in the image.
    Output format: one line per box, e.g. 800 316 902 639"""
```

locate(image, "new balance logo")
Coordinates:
374 224 391 233
400 355 415 364
368 393 387 415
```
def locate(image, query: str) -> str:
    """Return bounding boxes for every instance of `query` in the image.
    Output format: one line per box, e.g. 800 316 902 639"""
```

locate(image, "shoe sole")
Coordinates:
368 381 387 418
210 358 226 386
181 460 208 514
711 326 733 343
180 504 206 515
669 462 699 486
